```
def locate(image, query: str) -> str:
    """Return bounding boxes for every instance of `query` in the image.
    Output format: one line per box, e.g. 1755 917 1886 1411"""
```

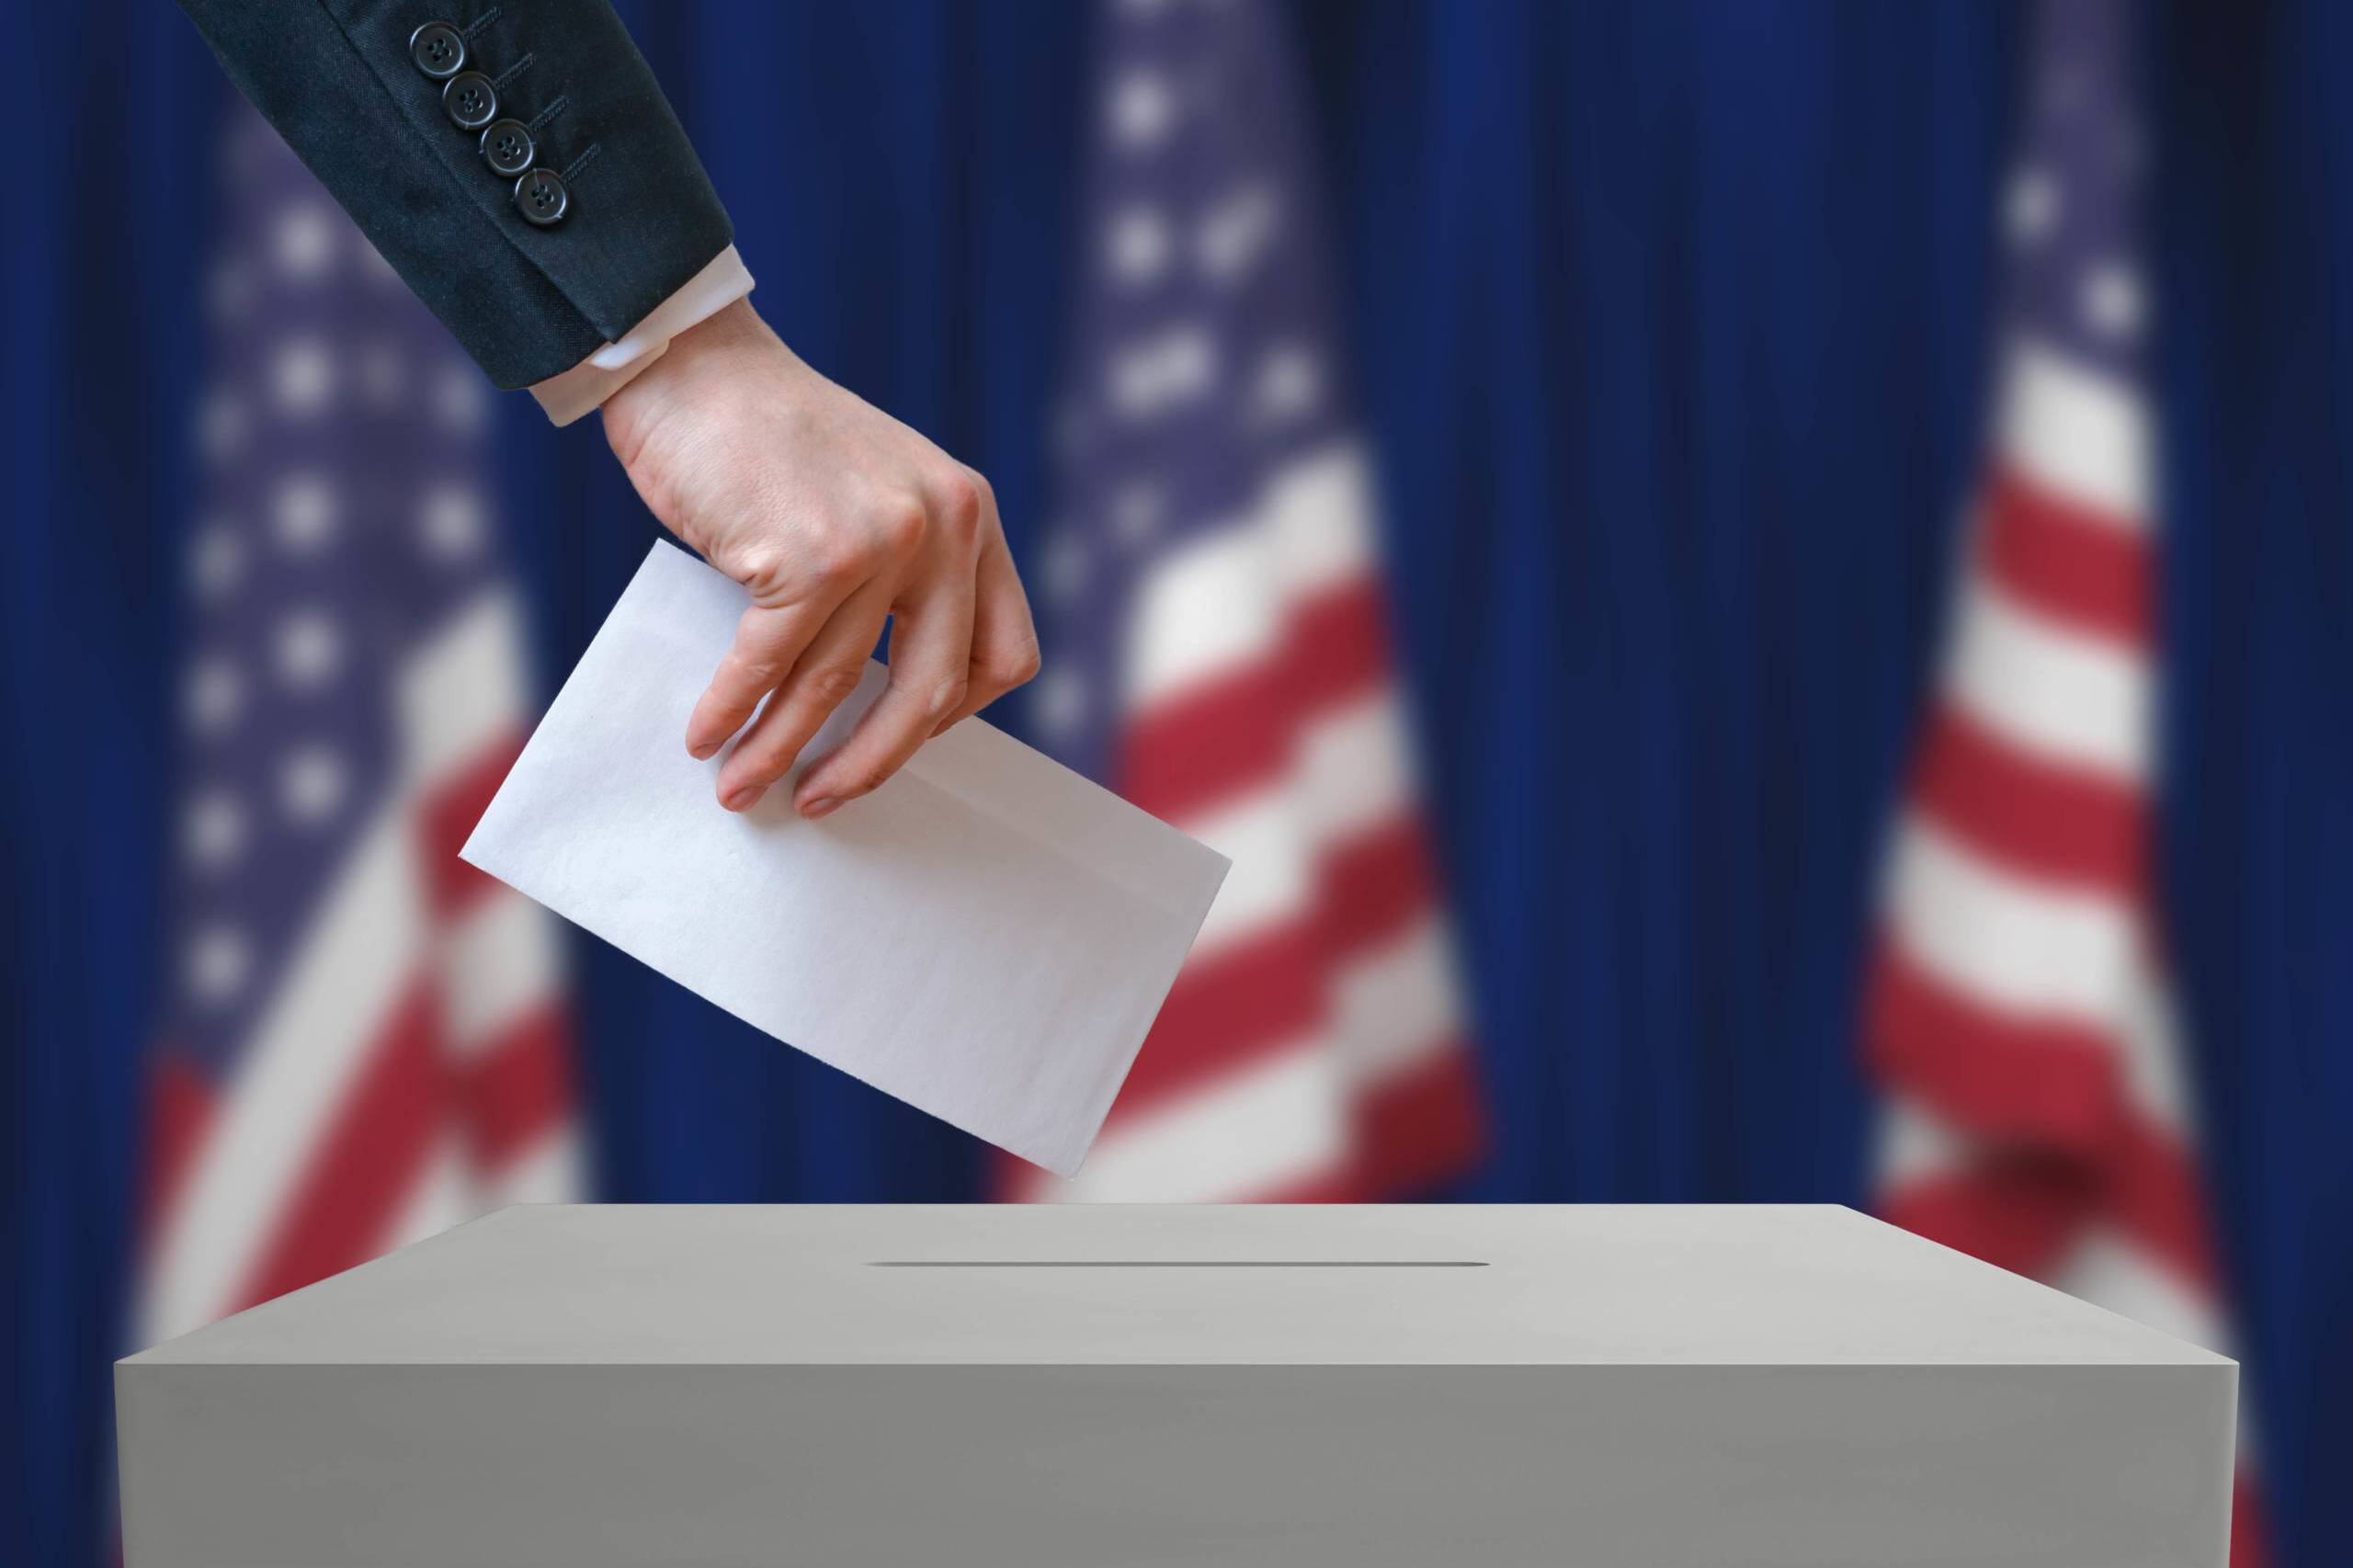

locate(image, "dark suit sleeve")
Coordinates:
176 0 735 389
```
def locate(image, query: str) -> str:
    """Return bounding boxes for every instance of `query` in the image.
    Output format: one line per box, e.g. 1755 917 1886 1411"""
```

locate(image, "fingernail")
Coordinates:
722 783 763 812
799 795 839 820
688 737 720 760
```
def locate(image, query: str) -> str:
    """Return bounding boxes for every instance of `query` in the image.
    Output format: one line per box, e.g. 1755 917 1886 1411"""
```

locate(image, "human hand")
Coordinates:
601 300 1040 817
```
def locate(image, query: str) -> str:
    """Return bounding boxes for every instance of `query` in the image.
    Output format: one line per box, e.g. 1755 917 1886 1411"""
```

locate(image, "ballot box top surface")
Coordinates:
126 1203 2225 1369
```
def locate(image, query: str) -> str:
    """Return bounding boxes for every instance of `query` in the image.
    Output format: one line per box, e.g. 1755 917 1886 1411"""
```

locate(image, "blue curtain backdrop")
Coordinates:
3 4 2346 1567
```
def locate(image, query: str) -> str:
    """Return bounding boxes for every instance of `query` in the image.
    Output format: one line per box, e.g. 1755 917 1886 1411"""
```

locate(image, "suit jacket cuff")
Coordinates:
529 245 755 426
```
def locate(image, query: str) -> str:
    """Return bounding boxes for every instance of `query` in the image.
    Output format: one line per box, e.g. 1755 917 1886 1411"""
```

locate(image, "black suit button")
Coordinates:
480 119 537 176
409 21 466 79
442 71 498 131
514 167 569 227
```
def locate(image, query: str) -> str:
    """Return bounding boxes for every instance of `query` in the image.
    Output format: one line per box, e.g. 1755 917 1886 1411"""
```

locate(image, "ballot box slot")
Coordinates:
866 1259 1490 1268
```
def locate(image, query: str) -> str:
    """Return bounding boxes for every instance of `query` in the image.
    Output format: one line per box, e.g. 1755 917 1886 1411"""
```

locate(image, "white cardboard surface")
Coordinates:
119 1207 2238 1568
460 542 1228 1175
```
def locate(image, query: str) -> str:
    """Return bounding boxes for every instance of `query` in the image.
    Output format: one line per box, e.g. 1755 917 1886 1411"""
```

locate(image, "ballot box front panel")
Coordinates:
117 1205 2237 1568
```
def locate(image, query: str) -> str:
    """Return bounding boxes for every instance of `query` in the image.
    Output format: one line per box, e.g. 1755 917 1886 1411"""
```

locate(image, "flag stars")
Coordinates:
1197 184 1279 282
1106 205 1173 287
271 204 337 279
188 518 246 600
183 791 248 869
273 611 343 690
432 364 489 432
271 473 340 553
2006 168 2060 249
184 656 244 733
278 745 349 826
1032 666 1089 743
1108 324 1219 420
1250 345 1323 426
1042 530 1093 605
1108 69 1178 149
270 336 337 417
2082 263 2143 340
185 925 253 1006
1111 482 1167 547
419 484 487 561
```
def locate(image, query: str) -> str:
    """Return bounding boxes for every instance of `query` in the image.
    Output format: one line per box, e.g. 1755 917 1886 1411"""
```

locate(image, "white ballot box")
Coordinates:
118 1204 2234 1568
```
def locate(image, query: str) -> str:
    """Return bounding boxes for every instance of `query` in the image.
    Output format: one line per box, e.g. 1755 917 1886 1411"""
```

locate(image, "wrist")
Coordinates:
529 247 756 427
602 299 767 465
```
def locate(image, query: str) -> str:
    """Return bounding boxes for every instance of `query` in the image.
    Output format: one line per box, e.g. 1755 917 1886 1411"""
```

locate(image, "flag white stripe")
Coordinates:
1178 693 1415 959
1128 520 1279 711
1182 790 1313 957
1332 915 1460 1084
1265 443 1380 598
1887 814 2139 1026
1997 343 2150 525
1126 445 1376 710
441 891 563 1053
1046 1044 1350 1202
477 1128 585 1206
1875 1096 1971 1190
1945 578 2150 781
1296 687 1415 846
2115 967 2194 1139
2053 1229 2233 1358
141 808 421 1346
379 1133 477 1257
400 590 529 786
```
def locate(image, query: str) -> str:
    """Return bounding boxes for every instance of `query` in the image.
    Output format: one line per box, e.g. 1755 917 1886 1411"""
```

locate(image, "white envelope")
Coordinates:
461 542 1228 1176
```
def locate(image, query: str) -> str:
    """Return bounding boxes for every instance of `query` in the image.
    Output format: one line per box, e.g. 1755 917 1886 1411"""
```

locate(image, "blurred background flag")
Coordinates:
1866 2 2267 1562
136 97 583 1347
1014 0 1482 1201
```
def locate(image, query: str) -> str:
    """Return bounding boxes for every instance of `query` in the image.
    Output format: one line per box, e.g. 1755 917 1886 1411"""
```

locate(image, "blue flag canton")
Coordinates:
1040 0 1361 782
168 98 505 1072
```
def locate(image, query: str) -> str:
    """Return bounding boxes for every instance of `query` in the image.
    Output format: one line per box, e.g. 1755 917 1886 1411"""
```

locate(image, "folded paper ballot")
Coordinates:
461 542 1228 1175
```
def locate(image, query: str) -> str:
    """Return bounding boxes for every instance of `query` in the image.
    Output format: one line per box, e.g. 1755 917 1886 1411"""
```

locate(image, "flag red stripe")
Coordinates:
1355 1042 1484 1196
1108 924 1325 1119
1980 468 2149 645
1321 817 1438 960
1242 1167 1364 1203
1884 1111 2221 1300
1245 1049 1483 1203
1108 817 1438 1121
1117 577 1390 822
455 1003 576 1172
139 1049 216 1248
2105 1115 2223 1294
2231 1471 2271 1568
227 978 447 1313
1879 1153 2100 1278
1911 706 2145 894
1866 943 2125 1155
418 731 526 918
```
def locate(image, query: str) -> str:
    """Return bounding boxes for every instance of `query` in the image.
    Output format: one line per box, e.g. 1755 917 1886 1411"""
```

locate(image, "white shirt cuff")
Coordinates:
528 245 756 426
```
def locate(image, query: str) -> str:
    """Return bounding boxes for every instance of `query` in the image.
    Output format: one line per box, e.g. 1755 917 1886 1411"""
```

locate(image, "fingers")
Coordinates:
931 523 1041 734
687 598 837 761
793 490 986 817
712 577 894 812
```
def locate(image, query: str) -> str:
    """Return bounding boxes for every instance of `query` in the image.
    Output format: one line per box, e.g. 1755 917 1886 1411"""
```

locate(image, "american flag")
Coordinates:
1868 3 2267 1562
136 97 583 1347
1015 0 1482 1200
